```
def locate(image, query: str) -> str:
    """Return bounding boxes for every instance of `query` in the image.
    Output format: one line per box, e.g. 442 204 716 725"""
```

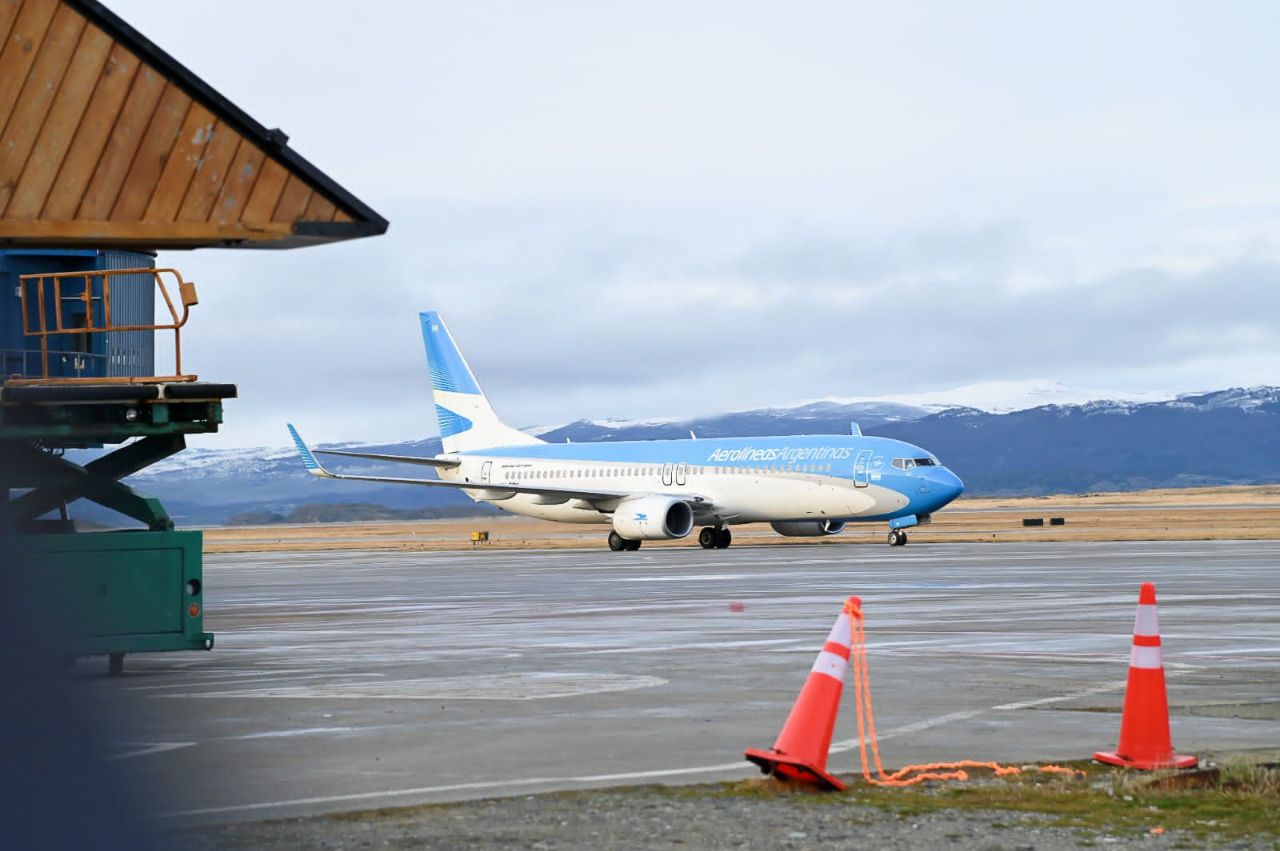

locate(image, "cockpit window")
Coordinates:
913 458 937 466
893 457 939 470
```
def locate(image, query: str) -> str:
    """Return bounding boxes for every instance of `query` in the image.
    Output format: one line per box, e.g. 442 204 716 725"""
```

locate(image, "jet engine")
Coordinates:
769 519 847 537
612 496 695 540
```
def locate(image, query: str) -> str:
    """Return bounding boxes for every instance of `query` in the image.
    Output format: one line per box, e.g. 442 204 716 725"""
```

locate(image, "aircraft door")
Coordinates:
661 463 674 486
674 462 687 486
480 461 492 483
853 449 872 488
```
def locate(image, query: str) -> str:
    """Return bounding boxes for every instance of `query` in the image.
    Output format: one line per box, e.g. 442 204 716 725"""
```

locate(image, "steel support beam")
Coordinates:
0 434 185 531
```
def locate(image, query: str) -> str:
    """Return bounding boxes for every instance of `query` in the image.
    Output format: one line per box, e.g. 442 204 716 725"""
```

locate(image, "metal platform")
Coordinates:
1 380 235 671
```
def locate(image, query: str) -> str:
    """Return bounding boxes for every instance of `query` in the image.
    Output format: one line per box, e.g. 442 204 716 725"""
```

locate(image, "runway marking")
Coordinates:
827 681 1126 751
235 726 358 740
992 682 1126 711
107 742 196 760
155 767 749 819
607 574 750 582
162 672 668 701
125 671 384 691
154 680 1127 820
568 638 805 656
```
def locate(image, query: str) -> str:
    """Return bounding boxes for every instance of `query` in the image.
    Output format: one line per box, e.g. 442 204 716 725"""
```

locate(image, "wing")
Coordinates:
315 448 460 469
287 424 711 508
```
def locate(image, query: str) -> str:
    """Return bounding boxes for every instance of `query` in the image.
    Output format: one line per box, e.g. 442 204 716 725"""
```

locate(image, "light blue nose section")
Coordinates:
936 467 964 506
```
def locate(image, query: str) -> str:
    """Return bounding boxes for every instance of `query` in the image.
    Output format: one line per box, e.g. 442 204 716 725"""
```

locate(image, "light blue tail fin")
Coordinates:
419 312 542 453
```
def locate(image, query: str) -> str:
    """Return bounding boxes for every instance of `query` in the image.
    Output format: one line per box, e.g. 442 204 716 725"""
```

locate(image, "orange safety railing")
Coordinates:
15 267 199 384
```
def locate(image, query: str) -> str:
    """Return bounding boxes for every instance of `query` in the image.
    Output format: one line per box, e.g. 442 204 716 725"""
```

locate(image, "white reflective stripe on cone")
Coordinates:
1133 604 1160 637
1130 644 1163 670
825 613 852 648
810 650 850 681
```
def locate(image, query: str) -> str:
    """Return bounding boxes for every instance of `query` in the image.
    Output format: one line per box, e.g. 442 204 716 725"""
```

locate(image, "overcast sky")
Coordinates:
111 1 1280 447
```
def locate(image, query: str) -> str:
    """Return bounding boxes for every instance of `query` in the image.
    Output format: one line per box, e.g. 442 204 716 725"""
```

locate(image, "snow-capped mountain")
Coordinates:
826 379 1179 415
72 386 1280 525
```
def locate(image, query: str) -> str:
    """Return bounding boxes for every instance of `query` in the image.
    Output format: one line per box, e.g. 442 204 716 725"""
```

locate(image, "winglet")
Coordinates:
287 423 333 478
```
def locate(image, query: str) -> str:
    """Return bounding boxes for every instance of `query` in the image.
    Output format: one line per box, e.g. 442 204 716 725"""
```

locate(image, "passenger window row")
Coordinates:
500 463 836 478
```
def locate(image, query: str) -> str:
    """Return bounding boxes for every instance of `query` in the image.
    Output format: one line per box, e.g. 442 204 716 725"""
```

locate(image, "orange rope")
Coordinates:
843 597 1084 787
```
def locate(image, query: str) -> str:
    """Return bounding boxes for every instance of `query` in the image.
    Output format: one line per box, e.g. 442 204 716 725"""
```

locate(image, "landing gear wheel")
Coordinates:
887 529 908 547
608 531 626 551
624 539 642 551
698 527 717 549
715 528 732 549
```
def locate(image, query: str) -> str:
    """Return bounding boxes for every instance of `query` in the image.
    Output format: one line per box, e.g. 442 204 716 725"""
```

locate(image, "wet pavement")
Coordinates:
84 540 1280 824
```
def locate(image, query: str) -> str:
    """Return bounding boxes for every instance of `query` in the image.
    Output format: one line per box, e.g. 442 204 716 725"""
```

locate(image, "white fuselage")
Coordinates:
436 443 915 527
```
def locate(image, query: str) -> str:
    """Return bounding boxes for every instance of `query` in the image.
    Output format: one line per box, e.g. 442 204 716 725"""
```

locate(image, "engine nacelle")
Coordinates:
770 519 847 537
612 496 695 540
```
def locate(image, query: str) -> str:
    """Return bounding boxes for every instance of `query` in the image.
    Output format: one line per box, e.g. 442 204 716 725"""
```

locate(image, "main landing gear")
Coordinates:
608 531 641 551
887 529 909 547
698 526 732 549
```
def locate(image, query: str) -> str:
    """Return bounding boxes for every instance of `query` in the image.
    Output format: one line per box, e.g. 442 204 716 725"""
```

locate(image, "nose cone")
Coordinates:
937 467 964 506
918 467 963 513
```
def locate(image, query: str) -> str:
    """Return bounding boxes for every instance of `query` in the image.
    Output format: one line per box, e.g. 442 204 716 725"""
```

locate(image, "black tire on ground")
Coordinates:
715 528 732 549
888 530 901 547
624 539 642 551
698 527 717 549
608 531 626 551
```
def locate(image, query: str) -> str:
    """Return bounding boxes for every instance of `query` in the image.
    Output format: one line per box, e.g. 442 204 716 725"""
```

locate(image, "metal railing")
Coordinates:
14 267 199 384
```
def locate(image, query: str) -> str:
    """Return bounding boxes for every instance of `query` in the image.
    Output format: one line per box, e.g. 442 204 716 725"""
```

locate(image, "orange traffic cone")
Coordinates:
1094 582 1197 770
744 596 857 790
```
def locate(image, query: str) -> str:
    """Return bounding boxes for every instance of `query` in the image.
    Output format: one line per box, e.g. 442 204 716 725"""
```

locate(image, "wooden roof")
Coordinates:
0 0 387 250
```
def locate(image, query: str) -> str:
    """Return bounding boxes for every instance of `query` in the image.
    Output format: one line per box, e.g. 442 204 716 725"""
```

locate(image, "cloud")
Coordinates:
166 199 1280 449
101 0 1280 446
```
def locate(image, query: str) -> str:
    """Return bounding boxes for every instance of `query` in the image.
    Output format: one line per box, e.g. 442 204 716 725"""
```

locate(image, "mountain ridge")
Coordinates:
80 386 1279 525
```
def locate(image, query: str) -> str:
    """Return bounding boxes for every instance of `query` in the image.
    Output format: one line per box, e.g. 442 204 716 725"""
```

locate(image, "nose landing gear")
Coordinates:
699 527 732 549
887 529 908 547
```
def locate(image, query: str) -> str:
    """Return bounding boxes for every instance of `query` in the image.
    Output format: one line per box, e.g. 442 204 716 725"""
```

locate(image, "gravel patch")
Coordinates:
179 785 1270 850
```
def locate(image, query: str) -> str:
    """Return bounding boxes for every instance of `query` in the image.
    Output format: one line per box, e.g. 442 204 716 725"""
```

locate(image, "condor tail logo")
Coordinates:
419 311 544 453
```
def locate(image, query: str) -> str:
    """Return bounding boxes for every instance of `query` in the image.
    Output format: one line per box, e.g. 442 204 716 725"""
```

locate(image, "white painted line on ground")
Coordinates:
830 680 1125 751
155 680 1127 820
107 742 196 761
606 574 750 582
125 671 383 691
992 682 1125 711
234 726 358 740
155 767 747 819
162 672 669 701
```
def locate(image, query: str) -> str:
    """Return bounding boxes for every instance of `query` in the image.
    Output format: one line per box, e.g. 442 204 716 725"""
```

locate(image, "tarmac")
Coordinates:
84 540 1280 825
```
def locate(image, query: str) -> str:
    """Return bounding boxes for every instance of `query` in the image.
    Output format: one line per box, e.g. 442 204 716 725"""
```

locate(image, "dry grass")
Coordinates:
201 485 1280 554
322 759 1280 843
712 758 1280 841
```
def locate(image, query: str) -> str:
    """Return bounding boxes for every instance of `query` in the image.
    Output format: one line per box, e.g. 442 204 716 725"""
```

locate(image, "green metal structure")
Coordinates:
0 0 387 676
1 379 234 673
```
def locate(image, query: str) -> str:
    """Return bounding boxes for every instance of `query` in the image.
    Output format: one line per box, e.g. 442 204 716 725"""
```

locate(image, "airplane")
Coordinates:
287 311 964 551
